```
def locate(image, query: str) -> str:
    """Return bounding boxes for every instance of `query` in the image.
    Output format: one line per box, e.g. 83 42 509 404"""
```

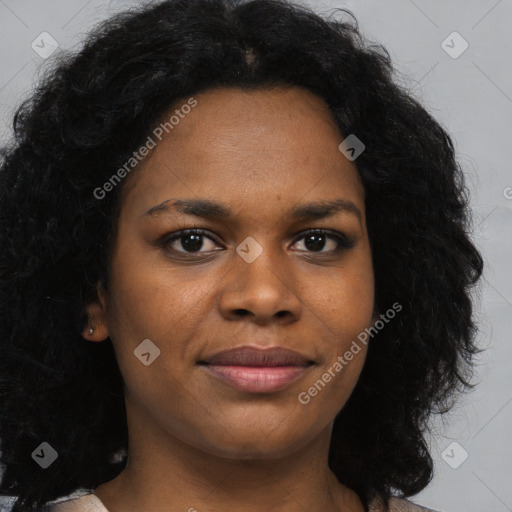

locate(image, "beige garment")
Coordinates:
43 491 442 512
372 496 441 512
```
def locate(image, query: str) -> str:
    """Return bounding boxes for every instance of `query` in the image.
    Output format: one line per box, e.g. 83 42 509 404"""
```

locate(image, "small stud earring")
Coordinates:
89 327 94 335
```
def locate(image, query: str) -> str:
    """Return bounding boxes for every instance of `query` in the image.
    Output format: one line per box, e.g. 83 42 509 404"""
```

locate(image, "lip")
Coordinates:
198 346 314 393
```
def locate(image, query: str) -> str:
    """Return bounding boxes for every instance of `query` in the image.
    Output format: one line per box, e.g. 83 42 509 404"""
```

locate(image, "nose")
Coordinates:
218 249 303 326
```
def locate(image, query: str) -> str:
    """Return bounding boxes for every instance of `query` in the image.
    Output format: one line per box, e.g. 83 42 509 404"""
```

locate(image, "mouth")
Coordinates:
198 346 315 393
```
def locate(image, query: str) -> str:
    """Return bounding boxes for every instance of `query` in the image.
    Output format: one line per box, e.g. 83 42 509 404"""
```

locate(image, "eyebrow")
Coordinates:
142 198 363 225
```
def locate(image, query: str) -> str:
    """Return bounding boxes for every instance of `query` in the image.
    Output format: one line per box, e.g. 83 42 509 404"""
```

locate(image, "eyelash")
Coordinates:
158 227 356 257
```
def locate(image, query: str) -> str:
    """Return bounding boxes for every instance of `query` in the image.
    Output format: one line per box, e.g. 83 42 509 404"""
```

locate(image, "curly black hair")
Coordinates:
0 0 484 510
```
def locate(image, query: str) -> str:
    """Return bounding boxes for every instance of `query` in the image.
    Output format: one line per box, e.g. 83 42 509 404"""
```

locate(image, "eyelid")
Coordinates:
157 226 357 256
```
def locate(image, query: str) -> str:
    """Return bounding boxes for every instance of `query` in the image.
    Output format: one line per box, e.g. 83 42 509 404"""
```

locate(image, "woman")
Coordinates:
0 0 483 511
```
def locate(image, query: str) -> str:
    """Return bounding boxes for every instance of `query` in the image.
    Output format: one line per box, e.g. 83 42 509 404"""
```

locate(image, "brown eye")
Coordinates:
292 229 356 254
161 229 220 254
157 227 356 259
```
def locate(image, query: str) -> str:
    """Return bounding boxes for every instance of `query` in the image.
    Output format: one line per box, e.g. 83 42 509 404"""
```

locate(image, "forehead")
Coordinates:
119 86 365 222
157 86 342 150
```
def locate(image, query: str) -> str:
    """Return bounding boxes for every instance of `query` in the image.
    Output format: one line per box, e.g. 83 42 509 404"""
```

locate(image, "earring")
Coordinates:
89 327 95 335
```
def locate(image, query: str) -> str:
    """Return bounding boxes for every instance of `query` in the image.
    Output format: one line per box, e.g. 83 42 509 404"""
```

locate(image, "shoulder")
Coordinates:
369 495 443 512
40 493 108 512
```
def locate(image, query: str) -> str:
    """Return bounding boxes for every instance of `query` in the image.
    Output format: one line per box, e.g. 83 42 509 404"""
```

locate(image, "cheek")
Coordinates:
104 249 217 382
105 233 185 334
298 274 372 414
309 258 375 344
299 254 374 405
335 277 374 341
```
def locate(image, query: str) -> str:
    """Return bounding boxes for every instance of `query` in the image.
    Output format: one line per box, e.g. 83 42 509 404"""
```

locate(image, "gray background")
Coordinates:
0 1 511 511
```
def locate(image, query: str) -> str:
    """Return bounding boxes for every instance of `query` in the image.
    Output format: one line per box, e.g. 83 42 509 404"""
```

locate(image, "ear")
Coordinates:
81 282 110 342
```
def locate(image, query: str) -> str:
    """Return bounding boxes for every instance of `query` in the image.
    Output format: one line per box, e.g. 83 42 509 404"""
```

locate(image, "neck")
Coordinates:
94 398 365 512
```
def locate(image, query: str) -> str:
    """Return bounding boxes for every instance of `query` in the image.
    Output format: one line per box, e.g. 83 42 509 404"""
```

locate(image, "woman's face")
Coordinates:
90 86 375 459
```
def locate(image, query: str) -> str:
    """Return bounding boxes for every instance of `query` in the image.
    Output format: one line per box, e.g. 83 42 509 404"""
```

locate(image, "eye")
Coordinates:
160 229 220 255
291 229 356 254
158 228 356 257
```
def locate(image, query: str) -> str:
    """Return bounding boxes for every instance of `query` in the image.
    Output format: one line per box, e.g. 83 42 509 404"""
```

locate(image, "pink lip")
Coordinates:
202 364 310 393
199 346 314 393
202 346 313 366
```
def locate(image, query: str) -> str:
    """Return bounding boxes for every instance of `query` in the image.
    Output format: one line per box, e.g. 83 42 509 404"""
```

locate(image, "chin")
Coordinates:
194 425 321 461
205 443 308 461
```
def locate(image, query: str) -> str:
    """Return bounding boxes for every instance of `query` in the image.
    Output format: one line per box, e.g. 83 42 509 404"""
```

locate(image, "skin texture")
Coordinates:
85 86 376 512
